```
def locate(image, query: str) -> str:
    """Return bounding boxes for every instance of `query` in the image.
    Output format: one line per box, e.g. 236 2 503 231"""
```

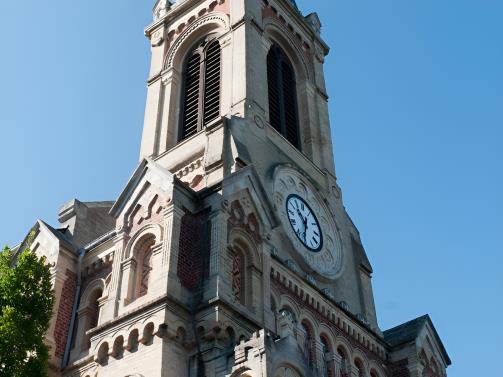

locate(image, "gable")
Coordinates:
110 158 196 232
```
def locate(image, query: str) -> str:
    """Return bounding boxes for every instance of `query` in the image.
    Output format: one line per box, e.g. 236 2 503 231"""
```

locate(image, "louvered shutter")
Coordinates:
203 40 221 126
267 45 300 149
281 61 299 148
181 52 202 140
267 48 282 133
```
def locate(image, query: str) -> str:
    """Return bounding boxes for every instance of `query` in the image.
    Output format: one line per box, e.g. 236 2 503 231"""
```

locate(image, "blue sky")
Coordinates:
1 1 502 375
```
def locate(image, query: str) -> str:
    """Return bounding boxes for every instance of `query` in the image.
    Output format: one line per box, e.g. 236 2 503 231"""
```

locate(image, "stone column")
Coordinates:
204 208 228 302
71 307 91 360
101 232 128 320
350 365 360 377
158 69 181 153
262 244 274 331
156 203 184 300
119 258 137 310
331 352 344 377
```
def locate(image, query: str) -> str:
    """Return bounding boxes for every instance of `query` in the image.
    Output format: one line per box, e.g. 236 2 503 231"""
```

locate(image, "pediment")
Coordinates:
110 158 194 233
16 220 77 268
222 164 277 235
417 317 451 368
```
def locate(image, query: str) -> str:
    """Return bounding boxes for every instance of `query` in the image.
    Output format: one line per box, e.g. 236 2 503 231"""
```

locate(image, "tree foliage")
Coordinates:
0 247 55 377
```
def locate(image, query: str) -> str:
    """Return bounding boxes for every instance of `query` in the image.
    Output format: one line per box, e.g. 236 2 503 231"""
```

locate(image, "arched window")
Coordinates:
267 44 300 149
134 234 155 299
337 347 349 377
355 358 365 377
138 245 153 298
301 321 315 368
320 335 334 377
82 288 103 350
180 37 221 141
370 370 379 377
231 249 245 304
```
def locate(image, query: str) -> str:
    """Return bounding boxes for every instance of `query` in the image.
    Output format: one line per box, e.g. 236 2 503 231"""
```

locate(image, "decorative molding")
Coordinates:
164 12 230 69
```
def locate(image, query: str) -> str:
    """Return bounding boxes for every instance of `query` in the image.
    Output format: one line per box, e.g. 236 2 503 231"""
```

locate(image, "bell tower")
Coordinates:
33 0 450 376
140 0 335 186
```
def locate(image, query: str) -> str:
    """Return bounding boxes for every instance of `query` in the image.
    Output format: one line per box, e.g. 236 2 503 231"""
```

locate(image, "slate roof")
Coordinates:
384 315 451 365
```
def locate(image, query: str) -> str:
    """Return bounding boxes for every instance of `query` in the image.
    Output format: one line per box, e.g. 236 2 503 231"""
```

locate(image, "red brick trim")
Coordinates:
272 273 385 364
53 269 77 358
177 210 211 290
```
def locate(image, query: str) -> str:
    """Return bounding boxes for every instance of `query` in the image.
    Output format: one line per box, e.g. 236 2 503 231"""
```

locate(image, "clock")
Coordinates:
273 166 343 280
286 194 323 252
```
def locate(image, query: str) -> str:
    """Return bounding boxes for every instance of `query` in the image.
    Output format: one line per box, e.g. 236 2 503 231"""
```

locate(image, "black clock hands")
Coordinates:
286 194 323 253
296 207 309 244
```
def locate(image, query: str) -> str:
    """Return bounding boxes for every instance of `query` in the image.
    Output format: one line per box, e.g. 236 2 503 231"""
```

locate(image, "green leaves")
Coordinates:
0 247 55 377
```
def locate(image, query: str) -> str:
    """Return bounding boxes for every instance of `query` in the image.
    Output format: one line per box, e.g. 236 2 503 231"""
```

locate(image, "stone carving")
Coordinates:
165 13 230 69
151 29 164 47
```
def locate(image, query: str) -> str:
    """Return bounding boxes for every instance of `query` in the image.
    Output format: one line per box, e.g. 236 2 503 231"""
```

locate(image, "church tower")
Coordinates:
17 0 451 376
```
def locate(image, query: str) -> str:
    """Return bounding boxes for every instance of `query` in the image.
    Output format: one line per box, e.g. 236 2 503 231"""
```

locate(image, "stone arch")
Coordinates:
274 363 303 377
158 12 230 150
335 341 351 377
320 332 335 377
141 322 155 345
126 328 140 352
298 310 320 337
300 319 316 367
125 224 162 260
370 368 380 377
76 279 105 352
278 296 300 323
262 20 311 83
319 323 336 344
354 356 367 377
123 229 160 303
111 335 124 359
229 228 261 268
80 278 106 309
95 341 109 365
225 326 236 348
228 230 262 308
229 367 253 377
164 12 230 70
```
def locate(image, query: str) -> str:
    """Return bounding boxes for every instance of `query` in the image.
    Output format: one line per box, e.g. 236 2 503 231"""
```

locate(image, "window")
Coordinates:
180 37 221 141
337 347 349 377
135 235 155 299
301 321 315 367
267 44 300 149
83 288 103 350
355 359 366 377
320 335 334 377
231 250 245 304
138 246 153 298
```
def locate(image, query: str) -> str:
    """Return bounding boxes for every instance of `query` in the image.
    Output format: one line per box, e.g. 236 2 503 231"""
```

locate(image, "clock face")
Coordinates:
286 194 323 252
273 166 344 280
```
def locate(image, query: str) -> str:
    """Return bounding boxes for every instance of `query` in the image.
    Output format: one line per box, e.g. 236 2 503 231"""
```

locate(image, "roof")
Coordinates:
38 220 78 253
384 315 451 366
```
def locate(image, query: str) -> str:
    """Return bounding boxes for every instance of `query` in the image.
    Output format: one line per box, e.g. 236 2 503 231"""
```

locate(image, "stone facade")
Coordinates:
16 0 451 376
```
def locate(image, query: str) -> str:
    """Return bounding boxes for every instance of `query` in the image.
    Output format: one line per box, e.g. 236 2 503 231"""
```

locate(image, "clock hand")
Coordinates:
297 208 309 243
